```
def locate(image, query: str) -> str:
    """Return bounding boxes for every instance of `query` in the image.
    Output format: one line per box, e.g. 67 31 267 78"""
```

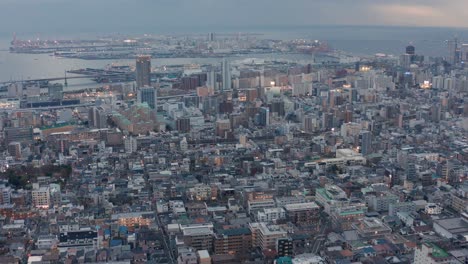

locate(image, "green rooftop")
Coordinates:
428 243 449 258
316 188 332 201
276 257 292 264
41 122 73 130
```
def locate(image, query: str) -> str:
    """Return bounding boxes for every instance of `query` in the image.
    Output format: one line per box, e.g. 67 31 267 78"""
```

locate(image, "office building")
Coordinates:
359 130 372 156
137 86 157 110
270 99 285 117
406 45 415 55
88 107 107 129
48 83 63 100
136 55 151 88
258 107 270 126
206 67 216 89
176 118 191 133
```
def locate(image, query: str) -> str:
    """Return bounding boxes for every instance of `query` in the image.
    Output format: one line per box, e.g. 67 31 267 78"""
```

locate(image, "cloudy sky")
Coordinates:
0 0 467 35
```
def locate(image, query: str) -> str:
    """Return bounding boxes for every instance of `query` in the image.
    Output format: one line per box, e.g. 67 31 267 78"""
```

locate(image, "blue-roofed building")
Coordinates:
110 239 122 247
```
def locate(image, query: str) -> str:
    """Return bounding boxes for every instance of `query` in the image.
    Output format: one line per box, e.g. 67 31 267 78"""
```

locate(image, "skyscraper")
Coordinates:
359 130 372 156
206 66 216 89
221 59 231 91
447 37 458 65
137 86 157 110
405 45 415 55
258 107 270 126
48 83 63 101
136 55 151 88
88 107 107 129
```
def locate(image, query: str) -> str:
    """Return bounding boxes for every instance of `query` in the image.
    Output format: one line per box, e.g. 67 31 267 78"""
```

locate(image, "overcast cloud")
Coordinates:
0 0 467 35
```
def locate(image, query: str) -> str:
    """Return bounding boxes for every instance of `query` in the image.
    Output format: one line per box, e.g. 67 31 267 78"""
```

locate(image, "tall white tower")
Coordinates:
206 66 216 90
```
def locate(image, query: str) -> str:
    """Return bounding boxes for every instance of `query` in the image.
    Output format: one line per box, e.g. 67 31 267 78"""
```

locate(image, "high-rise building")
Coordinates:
405 155 417 182
302 115 315 133
399 54 412 69
137 86 157 110
270 99 285 117
209 32 215 42
176 118 191 133
48 83 63 100
406 45 415 55
221 59 231 91
447 38 459 65
258 107 270 126
359 130 372 156
136 55 151 88
88 107 107 129
206 67 216 89
460 43 468 62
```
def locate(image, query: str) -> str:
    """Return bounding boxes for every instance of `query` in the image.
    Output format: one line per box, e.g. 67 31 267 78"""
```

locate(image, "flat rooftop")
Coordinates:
434 217 468 235
284 202 319 211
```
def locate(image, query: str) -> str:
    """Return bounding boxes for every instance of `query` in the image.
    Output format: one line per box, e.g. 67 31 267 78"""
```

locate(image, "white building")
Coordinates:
256 207 286 222
36 235 58 250
248 199 276 214
425 203 442 215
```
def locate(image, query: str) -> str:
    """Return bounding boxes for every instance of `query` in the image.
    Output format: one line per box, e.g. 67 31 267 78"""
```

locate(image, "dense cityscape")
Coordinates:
0 21 467 264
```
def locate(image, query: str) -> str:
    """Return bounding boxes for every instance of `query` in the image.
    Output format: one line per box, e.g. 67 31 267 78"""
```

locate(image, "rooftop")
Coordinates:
434 217 468 235
284 202 319 211
218 227 251 237
426 243 449 258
